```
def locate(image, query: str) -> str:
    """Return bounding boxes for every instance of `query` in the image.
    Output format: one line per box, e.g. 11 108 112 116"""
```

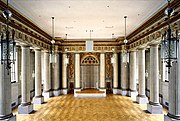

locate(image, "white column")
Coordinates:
33 49 44 104
129 50 137 99
15 47 20 82
121 52 129 96
113 53 119 94
43 51 52 98
0 54 16 120
74 53 81 95
147 44 162 114
62 53 68 94
75 53 80 89
165 42 180 121
136 48 148 104
18 46 33 114
52 53 60 96
16 47 21 97
100 53 106 94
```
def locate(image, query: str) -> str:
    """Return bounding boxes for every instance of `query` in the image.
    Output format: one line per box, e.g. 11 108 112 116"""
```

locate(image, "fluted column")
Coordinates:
165 42 180 121
18 46 33 114
121 52 129 96
75 53 80 89
129 50 137 99
147 44 162 114
136 48 148 104
33 49 44 104
0 54 16 119
15 47 20 82
52 53 60 96
99 53 106 95
62 53 68 94
113 53 119 94
16 47 21 97
43 52 52 98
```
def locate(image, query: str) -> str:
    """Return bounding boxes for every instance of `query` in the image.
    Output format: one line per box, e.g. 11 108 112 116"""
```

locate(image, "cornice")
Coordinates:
130 14 179 44
117 0 180 44
0 16 50 45
0 0 51 41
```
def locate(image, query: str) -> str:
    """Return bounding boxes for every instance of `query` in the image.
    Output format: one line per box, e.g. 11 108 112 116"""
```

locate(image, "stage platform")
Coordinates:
74 89 106 98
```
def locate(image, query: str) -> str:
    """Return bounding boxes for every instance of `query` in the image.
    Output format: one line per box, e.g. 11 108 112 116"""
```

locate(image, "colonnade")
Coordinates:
0 42 179 121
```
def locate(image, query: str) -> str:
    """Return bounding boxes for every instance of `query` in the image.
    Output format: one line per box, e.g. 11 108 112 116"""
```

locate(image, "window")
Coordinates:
11 62 16 83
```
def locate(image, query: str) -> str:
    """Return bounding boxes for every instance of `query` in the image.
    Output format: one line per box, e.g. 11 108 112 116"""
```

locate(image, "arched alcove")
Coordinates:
80 54 100 89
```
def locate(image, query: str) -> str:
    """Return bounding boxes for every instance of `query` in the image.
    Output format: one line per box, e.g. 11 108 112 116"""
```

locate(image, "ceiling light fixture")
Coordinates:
86 30 93 52
1 0 16 74
50 16 56 63
160 0 179 73
122 16 128 64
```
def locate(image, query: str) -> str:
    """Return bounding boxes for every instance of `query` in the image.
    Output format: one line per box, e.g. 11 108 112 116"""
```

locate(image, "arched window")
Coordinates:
81 55 99 65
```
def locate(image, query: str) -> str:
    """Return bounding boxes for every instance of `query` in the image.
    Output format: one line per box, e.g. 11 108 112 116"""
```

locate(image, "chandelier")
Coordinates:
50 17 56 63
122 16 128 63
161 0 179 72
1 0 16 73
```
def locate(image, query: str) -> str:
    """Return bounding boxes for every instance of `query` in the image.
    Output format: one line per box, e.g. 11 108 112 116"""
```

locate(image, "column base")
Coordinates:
130 91 138 100
113 88 119 94
74 89 81 97
33 96 44 104
147 103 163 114
0 114 16 121
43 91 53 98
99 89 106 97
136 95 148 104
18 103 33 114
121 89 128 96
53 89 61 96
164 114 180 121
62 89 68 95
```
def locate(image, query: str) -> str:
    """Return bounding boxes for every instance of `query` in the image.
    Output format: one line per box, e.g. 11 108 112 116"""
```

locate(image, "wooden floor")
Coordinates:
13 94 167 121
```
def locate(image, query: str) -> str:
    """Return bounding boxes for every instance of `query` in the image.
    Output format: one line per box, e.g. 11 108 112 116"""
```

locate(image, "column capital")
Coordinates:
148 42 160 47
34 48 42 51
21 45 31 48
137 47 146 50
42 50 50 53
74 52 80 54
129 49 137 52
100 52 106 54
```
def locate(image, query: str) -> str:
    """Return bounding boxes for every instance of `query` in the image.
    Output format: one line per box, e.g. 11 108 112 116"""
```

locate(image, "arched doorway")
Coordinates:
80 54 100 89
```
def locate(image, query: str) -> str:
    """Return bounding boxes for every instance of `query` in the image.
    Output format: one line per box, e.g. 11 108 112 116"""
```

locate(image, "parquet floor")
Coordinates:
13 94 167 121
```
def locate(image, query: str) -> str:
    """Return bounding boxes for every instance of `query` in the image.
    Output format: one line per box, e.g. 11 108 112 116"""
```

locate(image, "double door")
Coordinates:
81 65 99 89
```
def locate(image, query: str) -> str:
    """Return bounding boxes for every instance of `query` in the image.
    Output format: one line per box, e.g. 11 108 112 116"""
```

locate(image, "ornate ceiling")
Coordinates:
7 0 167 39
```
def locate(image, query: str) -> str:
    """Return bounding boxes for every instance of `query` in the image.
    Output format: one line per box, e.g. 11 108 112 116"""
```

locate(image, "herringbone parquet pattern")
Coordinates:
13 94 167 121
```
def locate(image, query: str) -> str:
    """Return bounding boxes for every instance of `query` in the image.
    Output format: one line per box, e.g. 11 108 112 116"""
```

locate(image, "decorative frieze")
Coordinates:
129 19 180 50
61 46 121 52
